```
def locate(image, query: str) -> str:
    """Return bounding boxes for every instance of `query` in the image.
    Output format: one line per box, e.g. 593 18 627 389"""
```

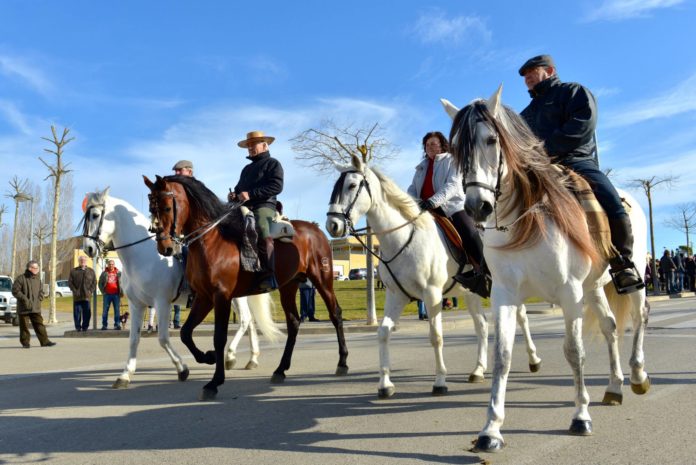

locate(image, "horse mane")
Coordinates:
161 175 244 241
370 168 433 230
450 100 599 263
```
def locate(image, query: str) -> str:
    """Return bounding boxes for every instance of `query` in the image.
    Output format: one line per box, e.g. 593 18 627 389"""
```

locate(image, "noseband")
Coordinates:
326 170 372 234
149 190 181 246
81 204 107 252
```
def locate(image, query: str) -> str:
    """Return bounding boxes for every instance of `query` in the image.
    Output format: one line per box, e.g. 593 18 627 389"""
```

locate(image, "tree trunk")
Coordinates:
47 178 61 324
647 190 660 294
10 203 19 278
365 221 377 325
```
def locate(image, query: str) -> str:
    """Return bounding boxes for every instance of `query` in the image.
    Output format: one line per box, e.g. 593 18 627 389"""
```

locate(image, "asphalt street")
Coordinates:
1 297 695 465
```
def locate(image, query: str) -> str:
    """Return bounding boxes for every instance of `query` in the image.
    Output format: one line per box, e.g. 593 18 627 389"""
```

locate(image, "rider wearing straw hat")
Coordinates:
228 130 284 291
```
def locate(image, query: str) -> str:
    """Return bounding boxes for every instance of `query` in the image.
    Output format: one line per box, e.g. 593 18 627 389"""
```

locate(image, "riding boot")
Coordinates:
450 210 492 298
257 237 278 292
453 257 492 299
607 216 645 294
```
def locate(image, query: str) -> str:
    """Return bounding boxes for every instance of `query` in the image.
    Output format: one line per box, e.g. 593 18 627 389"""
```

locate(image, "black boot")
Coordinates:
608 217 645 294
257 237 278 292
454 259 492 299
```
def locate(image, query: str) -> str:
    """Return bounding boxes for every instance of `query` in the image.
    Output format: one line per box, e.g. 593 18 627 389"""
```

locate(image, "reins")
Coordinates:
81 203 155 255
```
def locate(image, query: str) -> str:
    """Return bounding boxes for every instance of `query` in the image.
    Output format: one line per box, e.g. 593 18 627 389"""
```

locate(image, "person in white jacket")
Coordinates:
408 131 490 298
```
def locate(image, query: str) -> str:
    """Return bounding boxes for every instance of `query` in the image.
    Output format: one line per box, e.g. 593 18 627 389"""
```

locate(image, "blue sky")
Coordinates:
1 0 695 255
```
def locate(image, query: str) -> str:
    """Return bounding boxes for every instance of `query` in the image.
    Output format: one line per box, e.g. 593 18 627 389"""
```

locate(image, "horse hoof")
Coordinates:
178 367 190 382
468 374 485 383
602 391 623 406
472 435 504 453
631 376 651 395
198 387 217 401
377 387 395 399
270 373 286 384
569 419 593 436
245 361 258 370
432 385 448 396
225 358 237 370
335 365 349 376
112 378 130 389
529 362 542 373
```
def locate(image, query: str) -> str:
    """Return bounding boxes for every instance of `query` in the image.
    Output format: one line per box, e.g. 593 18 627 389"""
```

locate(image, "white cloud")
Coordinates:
412 10 491 45
603 72 696 127
0 100 32 135
0 55 54 95
593 86 621 98
586 0 684 21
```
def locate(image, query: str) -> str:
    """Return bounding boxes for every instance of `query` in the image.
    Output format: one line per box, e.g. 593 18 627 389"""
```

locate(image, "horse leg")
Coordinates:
377 289 408 398
155 300 189 382
314 276 349 376
516 304 542 373
113 302 145 388
246 318 260 369
585 288 624 405
464 291 488 383
474 289 519 453
560 292 593 437
226 299 246 370
629 294 650 394
271 284 301 384
180 294 216 365
200 293 232 401
424 286 447 395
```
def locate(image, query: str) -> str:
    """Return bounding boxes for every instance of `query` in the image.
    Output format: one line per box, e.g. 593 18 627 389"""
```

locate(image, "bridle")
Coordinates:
81 203 155 255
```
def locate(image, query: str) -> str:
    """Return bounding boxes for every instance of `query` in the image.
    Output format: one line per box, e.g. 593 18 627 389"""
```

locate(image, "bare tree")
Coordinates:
40 126 74 324
664 203 696 253
34 222 51 282
5 176 30 278
628 175 678 294
292 121 398 325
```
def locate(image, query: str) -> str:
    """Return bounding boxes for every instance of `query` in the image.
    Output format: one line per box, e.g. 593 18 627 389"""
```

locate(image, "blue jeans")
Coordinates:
73 300 91 330
172 305 181 327
561 158 627 219
299 288 316 320
417 300 428 319
102 294 121 328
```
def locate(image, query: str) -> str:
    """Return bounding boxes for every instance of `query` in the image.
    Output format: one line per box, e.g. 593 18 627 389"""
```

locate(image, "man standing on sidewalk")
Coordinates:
99 259 123 330
68 255 96 331
12 260 56 348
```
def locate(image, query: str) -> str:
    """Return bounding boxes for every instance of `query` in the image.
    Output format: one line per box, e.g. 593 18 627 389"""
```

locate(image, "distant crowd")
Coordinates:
647 249 695 294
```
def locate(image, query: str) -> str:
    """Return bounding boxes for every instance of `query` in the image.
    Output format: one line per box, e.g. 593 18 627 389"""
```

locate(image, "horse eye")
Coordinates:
164 207 172 213
348 183 357 190
486 136 497 145
91 212 100 220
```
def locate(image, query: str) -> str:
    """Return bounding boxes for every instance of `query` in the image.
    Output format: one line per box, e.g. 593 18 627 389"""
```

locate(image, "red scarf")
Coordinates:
420 157 435 200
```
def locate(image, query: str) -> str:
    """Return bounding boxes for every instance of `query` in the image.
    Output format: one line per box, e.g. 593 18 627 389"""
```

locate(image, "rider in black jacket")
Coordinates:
519 55 644 294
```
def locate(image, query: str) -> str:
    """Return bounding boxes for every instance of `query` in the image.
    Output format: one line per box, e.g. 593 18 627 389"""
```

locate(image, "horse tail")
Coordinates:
245 293 282 343
584 283 638 340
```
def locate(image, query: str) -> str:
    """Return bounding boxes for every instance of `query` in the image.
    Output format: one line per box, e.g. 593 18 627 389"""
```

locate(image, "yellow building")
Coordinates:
330 236 380 278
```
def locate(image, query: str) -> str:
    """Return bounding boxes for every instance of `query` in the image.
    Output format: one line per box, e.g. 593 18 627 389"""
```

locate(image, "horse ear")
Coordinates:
143 175 154 190
102 186 110 198
440 98 460 120
487 84 504 116
350 153 364 172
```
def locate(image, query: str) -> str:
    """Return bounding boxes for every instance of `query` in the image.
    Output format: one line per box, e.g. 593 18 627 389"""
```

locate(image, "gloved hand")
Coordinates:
418 198 435 211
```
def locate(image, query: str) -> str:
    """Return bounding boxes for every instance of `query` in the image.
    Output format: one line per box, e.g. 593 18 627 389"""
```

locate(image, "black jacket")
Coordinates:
521 75 598 162
12 270 44 314
234 151 284 210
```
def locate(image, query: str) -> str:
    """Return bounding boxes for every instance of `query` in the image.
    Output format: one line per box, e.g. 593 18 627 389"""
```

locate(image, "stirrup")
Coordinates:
256 274 278 293
609 260 645 295
453 269 491 298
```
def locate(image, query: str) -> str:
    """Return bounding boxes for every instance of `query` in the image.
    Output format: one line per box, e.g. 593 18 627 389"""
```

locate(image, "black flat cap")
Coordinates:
518 55 555 76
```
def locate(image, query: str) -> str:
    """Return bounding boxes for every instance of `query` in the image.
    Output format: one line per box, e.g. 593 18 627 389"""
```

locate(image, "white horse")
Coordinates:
442 87 650 452
81 188 270 388
326 155 541 398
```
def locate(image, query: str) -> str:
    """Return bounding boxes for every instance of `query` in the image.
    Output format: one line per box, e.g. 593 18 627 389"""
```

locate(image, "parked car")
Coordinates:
55 280 73 298
0 275 18 326
348 268 368 280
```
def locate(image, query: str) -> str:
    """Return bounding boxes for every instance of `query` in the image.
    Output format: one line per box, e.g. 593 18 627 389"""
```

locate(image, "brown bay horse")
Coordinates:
144 174 348 400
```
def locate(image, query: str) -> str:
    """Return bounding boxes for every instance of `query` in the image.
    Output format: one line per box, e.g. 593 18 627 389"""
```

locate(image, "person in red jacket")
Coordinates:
98 260 123 330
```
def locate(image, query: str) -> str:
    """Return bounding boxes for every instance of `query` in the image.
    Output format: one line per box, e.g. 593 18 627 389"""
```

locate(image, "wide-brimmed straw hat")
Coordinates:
237 130 275 148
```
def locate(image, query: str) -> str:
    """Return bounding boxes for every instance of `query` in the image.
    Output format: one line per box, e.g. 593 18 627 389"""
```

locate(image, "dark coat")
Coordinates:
12 270 44 314
521 75 598 162
68 266 97 301
233 151 284 210
659 255 676 273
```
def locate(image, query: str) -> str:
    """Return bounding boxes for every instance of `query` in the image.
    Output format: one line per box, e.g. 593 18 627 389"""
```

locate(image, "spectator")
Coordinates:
299 278 319 322
12 260 55 348
99 259 123 330
417 300 428 320
68 255 97 331
172 304 181 329
687 255 696 292
659 250 676 294
674 252 685 292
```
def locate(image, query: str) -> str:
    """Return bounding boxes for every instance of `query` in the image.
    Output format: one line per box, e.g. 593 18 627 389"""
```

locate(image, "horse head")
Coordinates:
82 187 114 257
442 84 507 223
326 153 375 238
143 175 187 257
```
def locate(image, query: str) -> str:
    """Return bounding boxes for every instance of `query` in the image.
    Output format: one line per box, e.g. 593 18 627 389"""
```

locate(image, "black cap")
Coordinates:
518 55 555 76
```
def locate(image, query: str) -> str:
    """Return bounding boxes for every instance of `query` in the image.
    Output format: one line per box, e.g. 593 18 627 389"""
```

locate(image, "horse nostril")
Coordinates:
481 201 493 218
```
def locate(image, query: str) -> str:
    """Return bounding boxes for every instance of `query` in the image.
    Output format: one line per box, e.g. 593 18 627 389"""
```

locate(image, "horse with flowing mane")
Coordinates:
326 154 541 398
144 174 348 400
81 188 274 388
442 86 650 452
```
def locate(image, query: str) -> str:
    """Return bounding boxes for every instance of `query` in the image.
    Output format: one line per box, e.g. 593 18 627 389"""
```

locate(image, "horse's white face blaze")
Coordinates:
83 190 115 257
326 168 372 238
464 122 500 223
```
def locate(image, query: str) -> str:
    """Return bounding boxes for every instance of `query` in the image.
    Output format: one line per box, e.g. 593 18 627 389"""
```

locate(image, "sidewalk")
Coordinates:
57 293 694 339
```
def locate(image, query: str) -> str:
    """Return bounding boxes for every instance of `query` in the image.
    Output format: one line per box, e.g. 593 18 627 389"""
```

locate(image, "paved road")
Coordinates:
1 297 695 464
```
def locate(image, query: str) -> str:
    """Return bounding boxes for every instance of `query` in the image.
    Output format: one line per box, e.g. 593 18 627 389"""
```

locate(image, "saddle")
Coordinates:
430 212 468 265
240 206 295 243
554 165 618 261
